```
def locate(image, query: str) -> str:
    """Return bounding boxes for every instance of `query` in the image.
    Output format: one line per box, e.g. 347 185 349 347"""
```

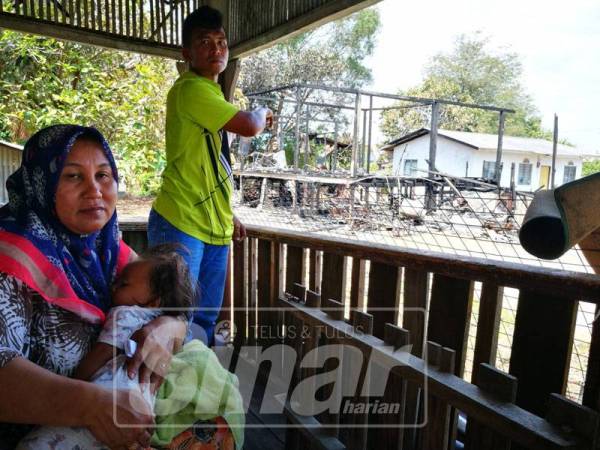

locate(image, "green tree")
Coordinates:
583 159 600 176
380 33 550 142
0 30 177 194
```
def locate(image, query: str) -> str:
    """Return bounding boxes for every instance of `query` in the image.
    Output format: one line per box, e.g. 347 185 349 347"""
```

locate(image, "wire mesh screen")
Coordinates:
233 175 596 403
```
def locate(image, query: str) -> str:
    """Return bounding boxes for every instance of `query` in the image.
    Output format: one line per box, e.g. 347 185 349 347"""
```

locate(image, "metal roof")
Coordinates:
382 128 598 158
0 140 23 151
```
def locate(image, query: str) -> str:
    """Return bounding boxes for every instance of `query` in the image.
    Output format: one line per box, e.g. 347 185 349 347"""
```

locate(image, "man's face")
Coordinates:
183 27 229 79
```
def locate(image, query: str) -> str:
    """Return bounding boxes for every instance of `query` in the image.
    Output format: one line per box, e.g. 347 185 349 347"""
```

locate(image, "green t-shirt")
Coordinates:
153 72 239 245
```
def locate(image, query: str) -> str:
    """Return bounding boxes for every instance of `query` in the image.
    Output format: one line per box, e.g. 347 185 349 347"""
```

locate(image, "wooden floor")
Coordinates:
236 354 287 450
243 411 286 450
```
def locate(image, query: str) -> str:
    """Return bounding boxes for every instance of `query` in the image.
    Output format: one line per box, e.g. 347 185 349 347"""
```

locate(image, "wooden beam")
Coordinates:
218 58 241 102
229 0 382 59
0 12 181 59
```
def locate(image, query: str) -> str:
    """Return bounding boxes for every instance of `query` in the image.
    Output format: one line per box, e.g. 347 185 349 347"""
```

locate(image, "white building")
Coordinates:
380 128 597 190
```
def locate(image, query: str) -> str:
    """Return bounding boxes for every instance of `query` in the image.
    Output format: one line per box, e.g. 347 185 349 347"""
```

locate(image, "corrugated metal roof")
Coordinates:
0 140 23 151
382 128 599 158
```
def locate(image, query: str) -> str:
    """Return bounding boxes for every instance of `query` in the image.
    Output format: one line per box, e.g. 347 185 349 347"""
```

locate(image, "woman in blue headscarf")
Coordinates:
0 125 187 449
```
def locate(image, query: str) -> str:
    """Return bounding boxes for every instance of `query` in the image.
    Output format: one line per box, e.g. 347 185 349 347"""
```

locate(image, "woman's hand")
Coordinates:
84 385 154 449
126 316 187 393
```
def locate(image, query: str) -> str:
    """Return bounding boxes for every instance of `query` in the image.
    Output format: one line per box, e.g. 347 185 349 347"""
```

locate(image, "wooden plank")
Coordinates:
349 257 365 311
232 239 247 348
421 344 455 450
138 0 143 38
321 252 345 307
89 0 93 28
160 0 166 43
583 304 600 411
309 248 320 292
509 290 577 416
545 393 599 450
286 244 304 293
120 229 147 254
257 239 276 346
402 268 427 357
131 0 136 38
247 238 257 343
284 403 346 450
471 282 504 385
465 363 517 450
370 324 409 449
366 261 399 340
427 273 474 376
125 0 129 35
81 0 88 28
149 0 153 38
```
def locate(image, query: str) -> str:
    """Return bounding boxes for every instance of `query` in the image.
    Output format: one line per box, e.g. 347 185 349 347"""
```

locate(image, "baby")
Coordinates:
17 244 195 449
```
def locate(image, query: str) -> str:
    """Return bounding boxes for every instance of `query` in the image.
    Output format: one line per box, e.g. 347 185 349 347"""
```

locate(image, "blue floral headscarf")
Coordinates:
0 125 120 312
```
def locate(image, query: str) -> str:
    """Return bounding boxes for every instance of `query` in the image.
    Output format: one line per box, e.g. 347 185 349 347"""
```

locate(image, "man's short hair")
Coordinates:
182 5 224 47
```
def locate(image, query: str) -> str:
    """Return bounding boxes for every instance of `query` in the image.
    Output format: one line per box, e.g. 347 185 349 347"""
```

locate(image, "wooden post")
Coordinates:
495 110 505 187
367 95 373 174
333 121 339 172
428 101 439 176
361 106 367 170
509 290 577 415
426 101 439 210
218 58 241 102
551 114 558 188
304 105 310 169
351 92 361 177
510 162 516 214
294 87 301 171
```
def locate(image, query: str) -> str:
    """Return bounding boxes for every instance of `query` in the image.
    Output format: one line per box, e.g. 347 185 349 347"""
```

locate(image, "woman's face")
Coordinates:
55 138 117 235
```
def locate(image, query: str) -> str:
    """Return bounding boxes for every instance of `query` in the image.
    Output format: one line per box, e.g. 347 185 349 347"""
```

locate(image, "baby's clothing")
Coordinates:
16 306 161 450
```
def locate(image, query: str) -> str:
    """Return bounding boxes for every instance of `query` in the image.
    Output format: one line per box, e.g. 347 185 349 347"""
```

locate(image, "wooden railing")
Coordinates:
120 221 600 449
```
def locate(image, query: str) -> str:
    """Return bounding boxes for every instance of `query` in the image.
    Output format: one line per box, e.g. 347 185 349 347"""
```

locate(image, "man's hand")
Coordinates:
265 108 274 129
233 215 247 242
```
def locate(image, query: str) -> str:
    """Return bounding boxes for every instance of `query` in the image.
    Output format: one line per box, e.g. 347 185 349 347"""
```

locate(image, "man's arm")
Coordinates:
223 107 272 137
72 342 116 381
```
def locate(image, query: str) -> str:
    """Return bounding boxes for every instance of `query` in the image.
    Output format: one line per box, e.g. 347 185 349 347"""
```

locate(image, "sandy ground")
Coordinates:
117 195 153 221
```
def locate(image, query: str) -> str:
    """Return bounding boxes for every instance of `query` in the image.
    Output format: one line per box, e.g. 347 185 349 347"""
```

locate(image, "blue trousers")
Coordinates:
147 209 229 344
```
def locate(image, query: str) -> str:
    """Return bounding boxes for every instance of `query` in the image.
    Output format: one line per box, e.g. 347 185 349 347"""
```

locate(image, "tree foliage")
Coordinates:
380 34 551 142
239 8 380 93
583 160 600 177
0 30 177 194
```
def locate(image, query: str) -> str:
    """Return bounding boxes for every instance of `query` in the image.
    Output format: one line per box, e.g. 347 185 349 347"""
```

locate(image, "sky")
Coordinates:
365 0 600 153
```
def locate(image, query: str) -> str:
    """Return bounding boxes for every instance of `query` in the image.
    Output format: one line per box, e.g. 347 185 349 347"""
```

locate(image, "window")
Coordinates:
518 161 532 185
564 164 576 183
403 159 418 176
482 161 496 180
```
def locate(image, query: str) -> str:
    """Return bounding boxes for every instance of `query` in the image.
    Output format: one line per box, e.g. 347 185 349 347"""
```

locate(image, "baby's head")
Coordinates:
112 243 194 315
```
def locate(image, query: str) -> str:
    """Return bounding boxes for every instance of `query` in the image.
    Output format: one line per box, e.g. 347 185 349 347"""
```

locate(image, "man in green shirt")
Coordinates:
148 5 272 344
